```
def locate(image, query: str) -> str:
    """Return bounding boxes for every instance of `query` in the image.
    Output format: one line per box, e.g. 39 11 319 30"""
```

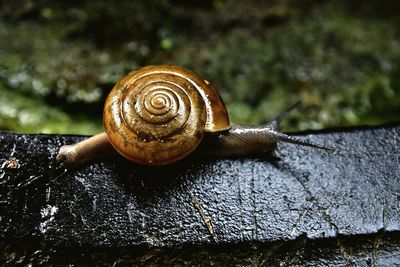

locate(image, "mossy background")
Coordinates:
0 0 399 134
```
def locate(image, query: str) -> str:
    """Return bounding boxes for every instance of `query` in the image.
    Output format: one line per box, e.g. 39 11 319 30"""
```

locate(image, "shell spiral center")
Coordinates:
122 77 192 140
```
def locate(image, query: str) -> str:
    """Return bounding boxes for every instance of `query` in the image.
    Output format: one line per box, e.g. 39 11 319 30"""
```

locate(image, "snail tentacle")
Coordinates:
199 104 335 156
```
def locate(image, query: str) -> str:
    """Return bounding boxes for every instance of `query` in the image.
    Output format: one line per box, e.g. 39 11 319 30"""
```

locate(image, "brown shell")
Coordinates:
103 65 230 165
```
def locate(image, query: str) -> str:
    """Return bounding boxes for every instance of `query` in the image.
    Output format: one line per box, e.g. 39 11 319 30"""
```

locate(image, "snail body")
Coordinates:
57 65 334 168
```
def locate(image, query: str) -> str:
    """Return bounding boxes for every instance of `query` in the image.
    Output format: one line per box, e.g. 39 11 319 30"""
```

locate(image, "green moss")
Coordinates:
0 88 102 134
0 1 399 134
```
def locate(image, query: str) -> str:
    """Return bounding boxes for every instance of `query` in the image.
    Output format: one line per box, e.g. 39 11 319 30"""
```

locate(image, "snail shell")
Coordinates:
103 65 230 165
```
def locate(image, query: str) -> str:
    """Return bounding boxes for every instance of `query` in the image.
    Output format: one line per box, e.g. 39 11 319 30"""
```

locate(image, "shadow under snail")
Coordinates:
56 65 335 168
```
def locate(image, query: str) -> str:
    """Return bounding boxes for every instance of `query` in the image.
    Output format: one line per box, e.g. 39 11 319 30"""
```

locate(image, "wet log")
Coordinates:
0 123 399 265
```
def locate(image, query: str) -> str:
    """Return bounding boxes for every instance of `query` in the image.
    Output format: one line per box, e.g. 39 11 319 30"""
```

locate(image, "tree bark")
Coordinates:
0 123 399 265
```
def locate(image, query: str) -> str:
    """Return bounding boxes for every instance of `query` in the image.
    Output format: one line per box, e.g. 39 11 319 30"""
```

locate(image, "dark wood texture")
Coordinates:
0 124 399 265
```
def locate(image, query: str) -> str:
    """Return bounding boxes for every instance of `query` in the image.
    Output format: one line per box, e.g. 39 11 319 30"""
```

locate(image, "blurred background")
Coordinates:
0 0 399 135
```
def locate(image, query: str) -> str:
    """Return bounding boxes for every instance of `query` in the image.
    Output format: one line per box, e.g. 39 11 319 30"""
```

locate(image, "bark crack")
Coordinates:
189 191 218 243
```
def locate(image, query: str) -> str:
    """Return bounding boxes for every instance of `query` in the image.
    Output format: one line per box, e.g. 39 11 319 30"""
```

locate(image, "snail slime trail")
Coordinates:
57 65 335 168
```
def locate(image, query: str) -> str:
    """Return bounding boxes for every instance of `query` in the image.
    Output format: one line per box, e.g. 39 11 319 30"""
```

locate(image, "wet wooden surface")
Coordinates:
0 123 399 265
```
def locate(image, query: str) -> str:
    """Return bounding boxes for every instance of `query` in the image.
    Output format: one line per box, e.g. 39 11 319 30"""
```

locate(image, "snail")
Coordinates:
56 65 335 168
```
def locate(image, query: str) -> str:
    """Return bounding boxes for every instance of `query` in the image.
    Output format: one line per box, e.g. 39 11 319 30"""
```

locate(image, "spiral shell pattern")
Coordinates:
104 66 215 165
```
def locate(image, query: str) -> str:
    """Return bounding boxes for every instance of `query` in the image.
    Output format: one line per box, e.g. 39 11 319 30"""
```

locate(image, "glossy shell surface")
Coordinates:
103 65 230 165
